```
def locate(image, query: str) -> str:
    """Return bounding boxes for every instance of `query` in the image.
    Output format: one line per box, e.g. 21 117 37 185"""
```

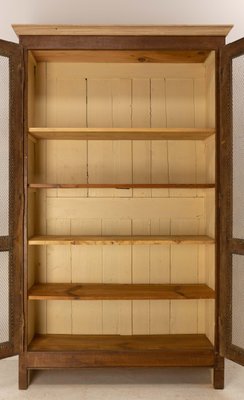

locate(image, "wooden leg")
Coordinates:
19 355 29 390
213 355 225 389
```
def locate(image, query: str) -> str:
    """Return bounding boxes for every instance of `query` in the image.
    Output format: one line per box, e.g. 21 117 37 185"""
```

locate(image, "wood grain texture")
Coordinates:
28 127 215 140
28 235 215 245
25 346 215 368
28 183 215 189
28 333 214 352
28 283 215 300
32 50 210 63
12 24 233 37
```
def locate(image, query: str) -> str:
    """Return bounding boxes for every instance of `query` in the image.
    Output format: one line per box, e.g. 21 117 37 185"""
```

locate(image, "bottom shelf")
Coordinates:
28 334 214 367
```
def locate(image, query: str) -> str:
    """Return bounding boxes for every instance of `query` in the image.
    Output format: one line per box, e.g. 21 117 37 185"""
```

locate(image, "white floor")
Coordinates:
0 358 243 400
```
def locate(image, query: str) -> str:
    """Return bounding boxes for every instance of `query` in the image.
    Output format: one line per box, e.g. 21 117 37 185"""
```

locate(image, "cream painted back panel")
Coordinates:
28 60 215 338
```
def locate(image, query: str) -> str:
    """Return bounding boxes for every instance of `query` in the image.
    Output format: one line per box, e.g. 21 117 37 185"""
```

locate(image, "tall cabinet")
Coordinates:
0 25 243 389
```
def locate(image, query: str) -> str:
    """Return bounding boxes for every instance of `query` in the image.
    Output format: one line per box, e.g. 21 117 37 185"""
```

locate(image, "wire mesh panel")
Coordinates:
0 39 22 359
0 252 9 343
0 55 9 236
232 55 244 239
232 254 244 348
221 35 244 365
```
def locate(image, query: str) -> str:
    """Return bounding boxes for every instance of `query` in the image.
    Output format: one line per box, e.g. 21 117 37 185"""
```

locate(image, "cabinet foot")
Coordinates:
19 356 29 390
213 356 225 389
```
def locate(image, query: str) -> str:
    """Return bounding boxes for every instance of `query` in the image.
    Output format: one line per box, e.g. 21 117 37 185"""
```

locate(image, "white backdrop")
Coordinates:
0 0 243 43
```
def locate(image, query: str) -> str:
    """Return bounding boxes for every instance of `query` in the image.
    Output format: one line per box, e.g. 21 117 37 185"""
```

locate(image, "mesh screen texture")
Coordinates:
232 254 244 349
0 56 9 236
0 252 9 343
232 55 244 239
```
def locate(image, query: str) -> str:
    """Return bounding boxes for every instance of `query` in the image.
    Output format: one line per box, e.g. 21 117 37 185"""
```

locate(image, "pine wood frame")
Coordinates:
0 39 23 360
15 30 226 390
220 38 244 367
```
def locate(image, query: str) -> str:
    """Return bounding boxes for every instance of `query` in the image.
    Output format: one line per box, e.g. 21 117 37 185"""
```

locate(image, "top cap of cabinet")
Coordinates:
12 25 233 37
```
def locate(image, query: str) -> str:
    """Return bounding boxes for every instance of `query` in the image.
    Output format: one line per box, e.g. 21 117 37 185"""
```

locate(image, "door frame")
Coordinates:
220 38 244 366
0 39 23 359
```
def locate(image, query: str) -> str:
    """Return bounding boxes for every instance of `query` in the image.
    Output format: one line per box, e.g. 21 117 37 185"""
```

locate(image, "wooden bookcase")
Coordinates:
0 25 244 389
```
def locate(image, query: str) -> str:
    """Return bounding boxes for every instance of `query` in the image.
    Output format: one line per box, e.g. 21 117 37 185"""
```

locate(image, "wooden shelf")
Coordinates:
28 127 215 141
28 283 215 300
28 332 213 352
28 183 215 189
28 235 215 246
27 333 214 367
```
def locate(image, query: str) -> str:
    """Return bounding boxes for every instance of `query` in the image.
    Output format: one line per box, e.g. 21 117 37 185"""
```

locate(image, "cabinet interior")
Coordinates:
26 49 216 351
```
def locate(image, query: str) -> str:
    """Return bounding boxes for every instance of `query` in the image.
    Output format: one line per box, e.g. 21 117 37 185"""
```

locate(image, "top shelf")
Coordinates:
28 127 215 141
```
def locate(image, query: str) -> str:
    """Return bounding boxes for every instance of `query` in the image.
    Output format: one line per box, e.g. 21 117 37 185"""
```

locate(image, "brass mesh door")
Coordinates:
0 39 23 359
220 38 244 366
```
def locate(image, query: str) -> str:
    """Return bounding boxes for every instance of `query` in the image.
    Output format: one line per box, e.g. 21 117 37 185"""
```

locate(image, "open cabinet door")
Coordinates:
0 39 23 359
220 38 244 366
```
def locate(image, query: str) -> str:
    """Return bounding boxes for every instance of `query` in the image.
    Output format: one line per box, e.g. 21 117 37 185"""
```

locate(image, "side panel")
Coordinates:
0 39 23 359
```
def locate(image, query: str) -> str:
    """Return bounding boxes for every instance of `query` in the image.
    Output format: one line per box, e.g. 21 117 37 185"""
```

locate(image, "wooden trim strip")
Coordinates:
28 235 215 246
32 49 210 63
28 183 215 189
12 25 233 37
28 283 215 300
19 35 226 51
26 334 215 367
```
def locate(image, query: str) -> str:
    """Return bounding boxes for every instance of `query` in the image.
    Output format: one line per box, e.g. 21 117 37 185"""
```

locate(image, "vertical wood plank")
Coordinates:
170 218 199 334
132 78 151 198
46 69 86 127
151 141 169 198
46 301 72 334
112 79 132 127
205 52 216 129
166 79 196 197
87 79 113 127
149 215 170 333
133 301 150 334
71 218 103 334
170 300 198 334
46 219 72 334
150 79 166 128
168 141 197 197
166 78 195 128
72 301 103 334
88 140 132 198
132 220 150 334
34 62 46 127
194 78 206 128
